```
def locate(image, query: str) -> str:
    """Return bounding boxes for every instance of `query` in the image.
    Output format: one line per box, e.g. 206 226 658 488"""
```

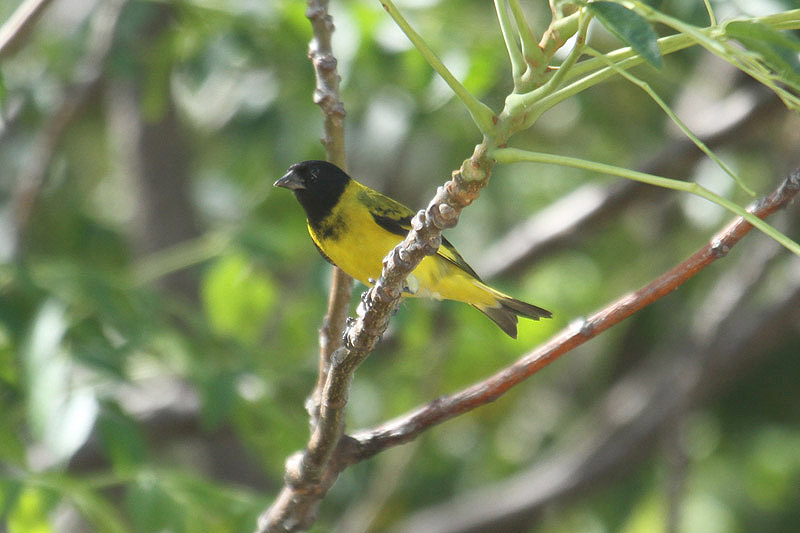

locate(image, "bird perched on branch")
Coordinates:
275 160 551 338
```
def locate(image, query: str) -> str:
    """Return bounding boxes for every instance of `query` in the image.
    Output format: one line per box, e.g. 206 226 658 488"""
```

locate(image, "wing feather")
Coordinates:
359 187 482 281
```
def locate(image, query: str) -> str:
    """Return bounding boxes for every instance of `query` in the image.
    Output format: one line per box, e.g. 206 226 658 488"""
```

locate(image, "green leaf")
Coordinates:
6 486 53 533
724 20 800 92
97 405 147 468
68 485 131 533
201 253 276 345
588 1 663 69
24 302 99 464
724 20 800 52
199 370 237 429
126 477 180 533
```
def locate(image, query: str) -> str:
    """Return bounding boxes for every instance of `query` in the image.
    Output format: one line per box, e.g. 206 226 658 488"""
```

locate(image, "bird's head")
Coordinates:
274 160 351 226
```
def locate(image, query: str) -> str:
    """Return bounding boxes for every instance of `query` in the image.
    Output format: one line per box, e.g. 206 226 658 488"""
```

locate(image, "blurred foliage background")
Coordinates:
1 0 799 532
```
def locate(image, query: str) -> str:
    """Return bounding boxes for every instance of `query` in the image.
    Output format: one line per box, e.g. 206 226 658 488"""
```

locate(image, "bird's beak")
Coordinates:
274 170 305 190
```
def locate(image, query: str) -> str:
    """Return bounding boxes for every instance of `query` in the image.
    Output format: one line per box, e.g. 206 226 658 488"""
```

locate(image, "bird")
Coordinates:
274 160 551 338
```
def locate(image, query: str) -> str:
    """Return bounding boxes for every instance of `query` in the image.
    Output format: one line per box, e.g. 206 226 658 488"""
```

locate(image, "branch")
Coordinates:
303 0 354 426
259 140 494 532
493 0 525 87
392 252 800 533
507 0 545 68
11 0 128 258
256 2 353 531
307 0 346 167
0 0 55 58
346 168 799 458
259 2 498 529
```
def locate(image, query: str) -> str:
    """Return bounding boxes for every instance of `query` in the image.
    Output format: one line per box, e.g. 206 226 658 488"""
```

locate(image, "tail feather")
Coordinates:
474 296 552 339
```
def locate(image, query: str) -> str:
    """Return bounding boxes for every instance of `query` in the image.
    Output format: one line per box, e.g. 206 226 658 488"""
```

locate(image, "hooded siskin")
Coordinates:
275 160 551 338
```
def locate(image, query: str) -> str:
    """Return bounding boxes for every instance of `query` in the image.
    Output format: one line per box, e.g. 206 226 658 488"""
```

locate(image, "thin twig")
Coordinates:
303 0 354 426
491 148 800 256
256 2 353 531
0 0 55 58
11 0 128 257
493 0 525 88
306 0 346 166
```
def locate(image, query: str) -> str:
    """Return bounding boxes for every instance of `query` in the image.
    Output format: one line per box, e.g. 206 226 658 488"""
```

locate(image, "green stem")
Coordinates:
504 30 694 129
380 0 496 134
539 11 590 98
539 11 581 61
502 11 589 123
508 0 546 68
508 8 800 126
702 0 717 26
583 46 756 197
132 232 231 286
494 0 525 88
491 147 800 257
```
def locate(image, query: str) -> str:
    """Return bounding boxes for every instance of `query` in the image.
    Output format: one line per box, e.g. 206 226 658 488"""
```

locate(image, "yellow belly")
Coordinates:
308 215 498 308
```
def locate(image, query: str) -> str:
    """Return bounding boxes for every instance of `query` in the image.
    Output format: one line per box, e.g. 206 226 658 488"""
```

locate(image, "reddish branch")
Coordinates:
393 251 800 533
347 168 799 457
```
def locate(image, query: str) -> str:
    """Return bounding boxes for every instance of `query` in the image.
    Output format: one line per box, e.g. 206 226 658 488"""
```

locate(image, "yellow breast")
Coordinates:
307 185 497 308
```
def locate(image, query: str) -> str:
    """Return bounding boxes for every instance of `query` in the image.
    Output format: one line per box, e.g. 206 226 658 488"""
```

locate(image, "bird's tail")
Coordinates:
473 288 551 339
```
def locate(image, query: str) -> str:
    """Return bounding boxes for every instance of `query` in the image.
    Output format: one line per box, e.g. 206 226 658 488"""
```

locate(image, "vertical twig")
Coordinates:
256 2 352 531
304 1 354 424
